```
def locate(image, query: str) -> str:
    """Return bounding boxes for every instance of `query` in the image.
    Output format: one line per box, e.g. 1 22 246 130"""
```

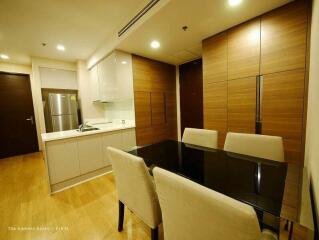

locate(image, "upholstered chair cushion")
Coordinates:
107 147 162 228
153 167 264 240
182 128 218 149
224 132 284 162
260 229 278 240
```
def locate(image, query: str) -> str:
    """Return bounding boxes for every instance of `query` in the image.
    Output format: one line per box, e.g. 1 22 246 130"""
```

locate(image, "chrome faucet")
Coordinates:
79 121 89 132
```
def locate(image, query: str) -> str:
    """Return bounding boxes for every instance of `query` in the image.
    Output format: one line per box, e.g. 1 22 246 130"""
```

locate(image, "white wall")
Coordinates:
76 60 105 121
0 62 31 74
104 100 135 121
305 0 319 216
32 58 77 149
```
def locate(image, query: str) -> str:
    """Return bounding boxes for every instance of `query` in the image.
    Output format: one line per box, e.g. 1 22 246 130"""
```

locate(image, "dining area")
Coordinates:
107 128 316 240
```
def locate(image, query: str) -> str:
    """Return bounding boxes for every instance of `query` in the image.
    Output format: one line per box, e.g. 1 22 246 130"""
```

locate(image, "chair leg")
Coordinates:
118 201 124 232
284 219 289 231
151 227 158 240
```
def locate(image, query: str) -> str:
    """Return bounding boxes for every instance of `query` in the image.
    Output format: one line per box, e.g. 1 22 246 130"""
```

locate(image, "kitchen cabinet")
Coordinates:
102 131 123 166
90 50 134 102
46 139 80 184
89 65 99 102
122 128 137 151
78 135 104 174
43 128 136 192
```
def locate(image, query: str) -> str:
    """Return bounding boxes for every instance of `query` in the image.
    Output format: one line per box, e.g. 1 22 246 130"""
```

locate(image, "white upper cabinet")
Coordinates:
89 65 99 102
90 50 133 102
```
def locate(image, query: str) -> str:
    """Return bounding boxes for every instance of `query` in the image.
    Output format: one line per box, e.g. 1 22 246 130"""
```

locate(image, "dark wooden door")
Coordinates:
0 72 38 158
179 59 203 135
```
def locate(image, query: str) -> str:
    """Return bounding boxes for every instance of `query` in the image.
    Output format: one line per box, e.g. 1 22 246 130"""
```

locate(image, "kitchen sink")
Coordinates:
77 127 100 132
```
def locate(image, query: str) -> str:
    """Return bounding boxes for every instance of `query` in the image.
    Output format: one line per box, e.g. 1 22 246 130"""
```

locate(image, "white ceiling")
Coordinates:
0 0 293 66
117 0 293 65
0 0 148 65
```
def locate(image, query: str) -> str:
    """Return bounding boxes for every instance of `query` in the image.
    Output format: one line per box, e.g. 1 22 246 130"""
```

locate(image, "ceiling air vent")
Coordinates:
118 0 160 37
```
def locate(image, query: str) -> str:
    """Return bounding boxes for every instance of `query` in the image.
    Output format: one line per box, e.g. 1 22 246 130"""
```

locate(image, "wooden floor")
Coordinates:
0 152 309 240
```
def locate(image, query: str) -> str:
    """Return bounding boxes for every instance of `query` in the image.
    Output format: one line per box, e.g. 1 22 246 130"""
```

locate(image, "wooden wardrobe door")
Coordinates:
203 32 227 83
228 19 261 80
228 77 256 134
134 91 152 146
203 32 228 148
262 69 305 164
261 1 308 74
203 81 228 148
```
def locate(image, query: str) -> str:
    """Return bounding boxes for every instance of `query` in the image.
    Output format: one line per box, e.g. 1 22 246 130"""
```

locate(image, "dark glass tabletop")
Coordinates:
129 140 288 218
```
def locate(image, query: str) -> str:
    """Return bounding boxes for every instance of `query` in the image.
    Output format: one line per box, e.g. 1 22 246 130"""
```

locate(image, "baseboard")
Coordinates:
50 166 113 194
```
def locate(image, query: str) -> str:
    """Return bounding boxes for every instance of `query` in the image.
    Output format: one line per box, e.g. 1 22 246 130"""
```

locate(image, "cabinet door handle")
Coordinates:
256 75 261 122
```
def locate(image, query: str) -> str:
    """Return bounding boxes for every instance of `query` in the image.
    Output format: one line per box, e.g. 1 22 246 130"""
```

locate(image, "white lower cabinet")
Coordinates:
46 139 80 184
45 128 136 187
78 135 104 174
122 128 136 151
102 132 123 166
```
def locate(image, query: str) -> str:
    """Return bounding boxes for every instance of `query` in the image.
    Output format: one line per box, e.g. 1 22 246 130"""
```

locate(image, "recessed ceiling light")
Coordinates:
150 40 160 49
121 61 127 64
56 44 65 51
228 0 242 7
0 54 9 60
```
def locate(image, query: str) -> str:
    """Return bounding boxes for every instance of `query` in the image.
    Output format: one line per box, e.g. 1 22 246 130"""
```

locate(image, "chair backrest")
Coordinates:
107 147 161 228
182 128 218 149
153 167 261 240
224 132 284 162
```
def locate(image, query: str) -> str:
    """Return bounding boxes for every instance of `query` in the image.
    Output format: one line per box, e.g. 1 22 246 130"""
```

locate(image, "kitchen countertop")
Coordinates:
41 123 135 142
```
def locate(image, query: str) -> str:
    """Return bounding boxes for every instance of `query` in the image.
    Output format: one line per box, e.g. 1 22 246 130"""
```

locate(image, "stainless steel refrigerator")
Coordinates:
46 93 79 132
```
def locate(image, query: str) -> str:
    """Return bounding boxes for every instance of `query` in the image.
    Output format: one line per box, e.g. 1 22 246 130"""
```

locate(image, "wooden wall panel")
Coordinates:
202 33 227 83
151 92 165 126
228 19 261 80
203 81 228 148
261 1 308 74
227 77 256 133
165 91 178 140
262 69 305 164
133 55 177 146
134 91 151 128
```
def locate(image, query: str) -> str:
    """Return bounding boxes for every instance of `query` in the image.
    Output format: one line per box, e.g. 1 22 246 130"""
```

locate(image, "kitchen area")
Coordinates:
40 50 137 193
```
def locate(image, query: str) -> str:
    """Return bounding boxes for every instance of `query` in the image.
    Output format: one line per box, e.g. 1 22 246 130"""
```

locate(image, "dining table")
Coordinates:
129 140 290 233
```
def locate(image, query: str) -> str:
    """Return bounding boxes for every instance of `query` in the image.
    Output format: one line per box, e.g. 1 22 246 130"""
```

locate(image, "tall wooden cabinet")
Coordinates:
228 19 261 80
203 32 228 148
203 0 309 164
133 55 177 146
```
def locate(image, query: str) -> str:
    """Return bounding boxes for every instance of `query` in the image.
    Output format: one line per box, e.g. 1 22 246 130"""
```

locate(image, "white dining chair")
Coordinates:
182 128 218 149
153 167 278 240
107 147 162 240
224 132 284 162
